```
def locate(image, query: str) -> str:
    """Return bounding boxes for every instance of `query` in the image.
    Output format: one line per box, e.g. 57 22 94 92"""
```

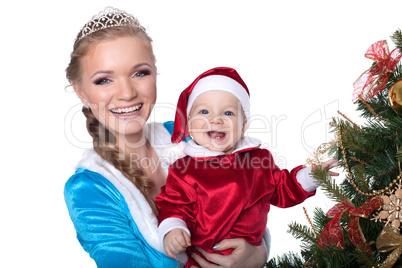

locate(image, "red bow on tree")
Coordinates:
352 40 402 103
317 197 383 253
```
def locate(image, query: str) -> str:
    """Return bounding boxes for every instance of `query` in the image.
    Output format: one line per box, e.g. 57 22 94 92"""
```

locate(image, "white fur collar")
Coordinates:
183 136 261 158
76 149 166 254
75 122 177 255
144 122 186 172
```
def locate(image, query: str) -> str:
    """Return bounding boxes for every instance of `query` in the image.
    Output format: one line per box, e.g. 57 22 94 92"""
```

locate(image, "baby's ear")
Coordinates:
241 117 247 137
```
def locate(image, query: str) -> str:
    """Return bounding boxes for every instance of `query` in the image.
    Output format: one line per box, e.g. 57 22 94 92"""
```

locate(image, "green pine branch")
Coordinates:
391 29 402 49
288 222 316 243
265 252 304 268
393 62 402 81
397 148 402 163
311 166 347 203
311 207 328 234
350 164 371 194
302 243 355 268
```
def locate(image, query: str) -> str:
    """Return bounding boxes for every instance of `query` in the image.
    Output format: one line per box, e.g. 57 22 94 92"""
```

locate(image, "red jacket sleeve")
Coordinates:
156 159 198 231
262 149 315 208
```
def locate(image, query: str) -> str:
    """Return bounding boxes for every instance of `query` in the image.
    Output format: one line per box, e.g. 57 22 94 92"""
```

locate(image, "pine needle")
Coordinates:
311 166 347 203
337 110 360 129
288 222 316 243
391 29 402 49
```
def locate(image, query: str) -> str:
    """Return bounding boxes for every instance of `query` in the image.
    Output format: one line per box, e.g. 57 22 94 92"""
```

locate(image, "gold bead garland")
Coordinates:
338 125 401 197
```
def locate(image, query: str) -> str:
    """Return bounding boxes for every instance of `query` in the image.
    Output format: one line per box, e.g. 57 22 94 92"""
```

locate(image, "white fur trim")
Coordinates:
75 122 174 256
158 217 191 248
186 75 250 123
159 218 190 266
296 166 318 192
263 228 271 260
76 149 165 254
183 136 261 158
234 136 261 153
143 122 180 174
160 141 186 167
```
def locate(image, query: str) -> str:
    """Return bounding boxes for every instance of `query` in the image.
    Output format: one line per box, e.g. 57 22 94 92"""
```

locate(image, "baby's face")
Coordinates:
188 90 246 154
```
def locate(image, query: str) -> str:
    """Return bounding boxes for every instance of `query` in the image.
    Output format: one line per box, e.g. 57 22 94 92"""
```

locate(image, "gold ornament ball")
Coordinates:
389 79 402 115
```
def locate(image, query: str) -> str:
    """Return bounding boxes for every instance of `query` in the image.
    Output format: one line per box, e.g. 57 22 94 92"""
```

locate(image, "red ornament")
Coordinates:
317 197 383 253
352 40 402 103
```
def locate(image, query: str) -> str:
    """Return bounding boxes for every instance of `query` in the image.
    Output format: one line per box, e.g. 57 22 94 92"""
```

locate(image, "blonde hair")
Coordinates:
66 22 158 214
66 24 156 84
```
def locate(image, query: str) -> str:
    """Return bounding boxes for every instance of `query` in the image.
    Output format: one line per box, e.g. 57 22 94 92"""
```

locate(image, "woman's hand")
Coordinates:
311 158 342 177
190 238 267 268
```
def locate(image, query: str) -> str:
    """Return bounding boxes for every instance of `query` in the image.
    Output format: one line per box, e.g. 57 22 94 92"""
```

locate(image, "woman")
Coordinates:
64 6 268 267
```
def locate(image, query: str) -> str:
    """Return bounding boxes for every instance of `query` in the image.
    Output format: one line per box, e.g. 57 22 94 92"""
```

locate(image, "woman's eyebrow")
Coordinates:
131 62 153 70
90 70 113 80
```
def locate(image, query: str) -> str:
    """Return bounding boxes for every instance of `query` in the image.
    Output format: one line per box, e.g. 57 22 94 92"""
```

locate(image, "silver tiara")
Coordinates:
76 6 146 42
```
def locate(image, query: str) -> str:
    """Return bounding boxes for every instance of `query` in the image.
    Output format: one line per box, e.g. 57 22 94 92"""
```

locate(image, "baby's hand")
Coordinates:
163 228 191 259
312 159 342 176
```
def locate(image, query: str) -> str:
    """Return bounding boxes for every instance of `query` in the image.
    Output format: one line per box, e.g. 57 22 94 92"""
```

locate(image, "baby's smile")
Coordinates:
207 131 226 140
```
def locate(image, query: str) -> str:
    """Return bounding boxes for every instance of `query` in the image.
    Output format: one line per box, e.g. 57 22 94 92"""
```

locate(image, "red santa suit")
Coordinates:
157 67 318 267
156 137 316 267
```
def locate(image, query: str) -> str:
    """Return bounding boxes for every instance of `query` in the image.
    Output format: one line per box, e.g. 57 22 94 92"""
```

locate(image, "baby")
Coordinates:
156 67 335 267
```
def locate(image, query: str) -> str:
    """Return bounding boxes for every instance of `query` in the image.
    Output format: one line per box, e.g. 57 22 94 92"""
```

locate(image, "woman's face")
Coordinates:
74 36 157 142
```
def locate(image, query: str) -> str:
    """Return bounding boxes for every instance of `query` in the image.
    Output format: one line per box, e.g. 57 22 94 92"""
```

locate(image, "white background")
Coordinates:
2 0 402 266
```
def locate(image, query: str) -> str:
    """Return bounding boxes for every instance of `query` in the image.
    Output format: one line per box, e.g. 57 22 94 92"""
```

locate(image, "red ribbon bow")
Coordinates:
317 197 383 253
352 40 402 103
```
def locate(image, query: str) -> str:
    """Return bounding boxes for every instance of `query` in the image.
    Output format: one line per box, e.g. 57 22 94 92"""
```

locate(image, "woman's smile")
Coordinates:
110 103 143 119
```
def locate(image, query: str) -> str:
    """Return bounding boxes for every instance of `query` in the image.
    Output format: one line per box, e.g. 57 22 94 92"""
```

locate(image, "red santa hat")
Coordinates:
171 67 250 143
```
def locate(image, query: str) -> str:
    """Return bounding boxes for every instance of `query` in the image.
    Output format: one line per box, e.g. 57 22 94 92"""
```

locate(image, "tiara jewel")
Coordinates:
76 6 146 42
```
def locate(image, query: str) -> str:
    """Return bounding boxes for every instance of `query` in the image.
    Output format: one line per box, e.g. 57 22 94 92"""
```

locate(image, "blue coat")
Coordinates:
64 122 179 268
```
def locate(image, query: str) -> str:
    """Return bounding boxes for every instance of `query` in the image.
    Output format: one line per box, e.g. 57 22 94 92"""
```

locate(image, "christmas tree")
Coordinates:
267 30 402 268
